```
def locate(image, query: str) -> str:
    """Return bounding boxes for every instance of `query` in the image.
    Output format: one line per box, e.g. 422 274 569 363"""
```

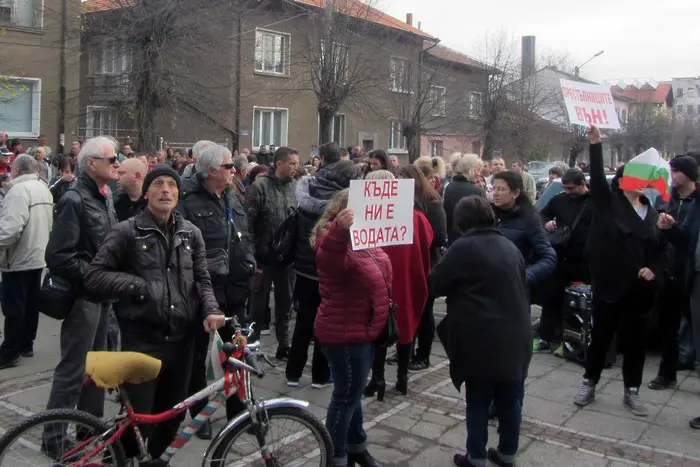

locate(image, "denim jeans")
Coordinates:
322 343 374 466
465 380 522 467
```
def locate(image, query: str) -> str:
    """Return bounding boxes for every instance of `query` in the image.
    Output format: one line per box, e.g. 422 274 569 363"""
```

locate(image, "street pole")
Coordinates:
574 50 604 79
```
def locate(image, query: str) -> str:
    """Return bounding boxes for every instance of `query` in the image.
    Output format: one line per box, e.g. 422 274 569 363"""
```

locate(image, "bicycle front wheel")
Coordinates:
0 408 127 466
208 405 333 467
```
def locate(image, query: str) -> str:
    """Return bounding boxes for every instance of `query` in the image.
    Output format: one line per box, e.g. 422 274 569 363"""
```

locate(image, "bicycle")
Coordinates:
0 322 333 466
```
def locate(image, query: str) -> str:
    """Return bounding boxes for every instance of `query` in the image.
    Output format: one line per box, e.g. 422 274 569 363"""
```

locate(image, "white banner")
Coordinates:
560 79 621 130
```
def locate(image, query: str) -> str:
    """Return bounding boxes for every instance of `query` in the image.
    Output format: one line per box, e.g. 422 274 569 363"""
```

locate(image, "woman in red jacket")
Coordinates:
364 175 434 399
314 189 391 467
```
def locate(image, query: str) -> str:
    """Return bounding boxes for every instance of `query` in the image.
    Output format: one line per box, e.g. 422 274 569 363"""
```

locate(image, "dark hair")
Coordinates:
249 164 270 180
548 166 564 178
397 165 440 205
611 164 625 192
561 168 585 185
187 148 193 158
513 160 525 168
57 156 75 173
339 147 349 158
247 153 257 163
367 149 388 170
8 138 21 149
274 146 299 164
319 142 341 164
454 195 496 233
493 170 534 212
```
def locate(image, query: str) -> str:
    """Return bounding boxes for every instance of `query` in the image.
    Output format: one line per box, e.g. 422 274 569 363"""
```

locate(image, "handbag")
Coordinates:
367 252 399 347
39 272 77 320
272 207 298 265
547 202 587 251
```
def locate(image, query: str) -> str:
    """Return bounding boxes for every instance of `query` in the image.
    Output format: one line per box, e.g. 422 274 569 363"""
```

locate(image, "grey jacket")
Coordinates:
245 172 297 265
0 174 54 271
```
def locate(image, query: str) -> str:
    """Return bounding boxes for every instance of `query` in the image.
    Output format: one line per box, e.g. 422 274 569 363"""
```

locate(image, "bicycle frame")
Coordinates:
64 357 253 466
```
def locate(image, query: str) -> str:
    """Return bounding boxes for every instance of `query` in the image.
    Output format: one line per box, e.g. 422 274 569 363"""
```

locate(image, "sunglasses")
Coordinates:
221 163 235 170
91 156 119 164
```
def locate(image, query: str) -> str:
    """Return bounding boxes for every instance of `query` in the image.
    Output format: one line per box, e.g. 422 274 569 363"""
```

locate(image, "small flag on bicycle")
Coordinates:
206 331 225 382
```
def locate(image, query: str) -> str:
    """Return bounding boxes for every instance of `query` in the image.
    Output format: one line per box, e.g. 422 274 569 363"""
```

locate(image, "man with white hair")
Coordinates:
0 155 53 369
182 140 216 179
42 136 120 458
231 154 249 203
178 144 255 438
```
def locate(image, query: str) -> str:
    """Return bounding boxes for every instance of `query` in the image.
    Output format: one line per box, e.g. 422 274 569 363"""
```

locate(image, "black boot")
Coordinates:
364 345 387 401
395 343 410 396
348 450 382 466
195 420 212 440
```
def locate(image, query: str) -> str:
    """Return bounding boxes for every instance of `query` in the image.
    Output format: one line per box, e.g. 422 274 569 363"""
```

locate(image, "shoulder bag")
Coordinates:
547 202 587 251
367 252 399 347
272 206 298 265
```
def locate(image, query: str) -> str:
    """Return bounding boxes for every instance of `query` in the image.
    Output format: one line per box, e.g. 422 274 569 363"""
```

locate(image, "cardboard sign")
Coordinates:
560 79 621 130
348 179 414 250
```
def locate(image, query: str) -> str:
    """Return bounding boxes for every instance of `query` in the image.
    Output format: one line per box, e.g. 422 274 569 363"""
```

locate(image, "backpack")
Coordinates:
271 207 298 265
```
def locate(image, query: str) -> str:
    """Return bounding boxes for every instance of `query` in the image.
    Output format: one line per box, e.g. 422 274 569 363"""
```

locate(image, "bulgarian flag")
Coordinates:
206 331 226 382
620 148 671 202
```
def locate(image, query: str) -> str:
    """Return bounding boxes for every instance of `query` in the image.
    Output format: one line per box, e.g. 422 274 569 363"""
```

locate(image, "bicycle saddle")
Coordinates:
85 351 162 389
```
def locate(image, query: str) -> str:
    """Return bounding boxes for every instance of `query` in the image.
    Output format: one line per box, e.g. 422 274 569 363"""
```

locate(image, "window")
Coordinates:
253 107 288 148
0 0 41 28
621 109 628 123
389 120 407 150
688 105 695 115
471 140 481 155
469 92 483 119
430 140 443 157
321 42 348 82
429 86 446 117
254 30 290 75
0 76 41 137
677 87 684 98
389 57 410 93
95 40 131 75
317 114 345 146
86 106 117 137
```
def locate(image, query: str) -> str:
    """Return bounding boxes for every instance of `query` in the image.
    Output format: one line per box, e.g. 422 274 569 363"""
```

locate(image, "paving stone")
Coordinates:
518 440 608 466
678 373 700 394
522 394 577 425
564 409 649 442
638 425 700 458
406 443 461 466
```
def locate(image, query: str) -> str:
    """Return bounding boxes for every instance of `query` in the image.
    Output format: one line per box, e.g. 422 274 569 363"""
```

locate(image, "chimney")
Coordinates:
417 21 422 30
406 13 413 26
521 36 536 79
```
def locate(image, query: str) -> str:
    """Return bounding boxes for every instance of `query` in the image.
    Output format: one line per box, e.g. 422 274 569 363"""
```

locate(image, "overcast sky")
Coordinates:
382 0 700 84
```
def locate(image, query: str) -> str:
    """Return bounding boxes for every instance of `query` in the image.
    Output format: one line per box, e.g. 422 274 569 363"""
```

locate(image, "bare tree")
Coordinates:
671 114 700 154
620 102 670 158
84 0 243 149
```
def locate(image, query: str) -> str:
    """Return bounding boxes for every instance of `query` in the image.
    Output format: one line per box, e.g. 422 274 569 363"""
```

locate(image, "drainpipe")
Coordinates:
234 5 242 150
58 0 68 151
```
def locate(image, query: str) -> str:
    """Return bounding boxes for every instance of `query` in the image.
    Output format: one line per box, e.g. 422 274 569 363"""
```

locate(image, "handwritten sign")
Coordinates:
348 179 414 250
560 79 621 130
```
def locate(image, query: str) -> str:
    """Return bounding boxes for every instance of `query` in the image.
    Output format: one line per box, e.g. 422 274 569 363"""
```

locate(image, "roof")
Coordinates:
537 66 597 85
83 0 436 39
611 82 673 105
292 0 435 39
424 43 491 72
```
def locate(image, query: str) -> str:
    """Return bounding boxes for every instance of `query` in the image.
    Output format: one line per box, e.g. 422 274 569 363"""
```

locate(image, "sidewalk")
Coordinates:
0 311 698 466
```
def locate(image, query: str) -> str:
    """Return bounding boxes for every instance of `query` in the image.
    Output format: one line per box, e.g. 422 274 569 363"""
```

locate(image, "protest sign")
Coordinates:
348 178 414 250
560 79 621 130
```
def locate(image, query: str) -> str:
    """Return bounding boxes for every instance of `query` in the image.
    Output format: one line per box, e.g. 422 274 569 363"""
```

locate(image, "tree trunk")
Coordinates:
318 109 334 145
407 131 421 163
482 126 496 160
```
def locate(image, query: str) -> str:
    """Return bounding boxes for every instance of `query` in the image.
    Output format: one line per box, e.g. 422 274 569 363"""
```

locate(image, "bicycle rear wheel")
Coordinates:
0 408 127 466
208 406 333 467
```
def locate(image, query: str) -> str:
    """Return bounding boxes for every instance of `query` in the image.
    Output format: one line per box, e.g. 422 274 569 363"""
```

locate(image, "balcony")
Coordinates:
86 74 133 101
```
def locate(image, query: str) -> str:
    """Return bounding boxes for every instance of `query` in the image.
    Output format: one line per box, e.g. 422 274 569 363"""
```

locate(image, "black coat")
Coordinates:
433 227 532 389
442 176 486 246
84 209 220 343
178 174 255 284
586 143 668 303
293 164 349 280
540 191 592 281
493 204 557 286
654 186 699 279
45 174 118 298
666 198 700 289
419 200 448 267
113 189 147 222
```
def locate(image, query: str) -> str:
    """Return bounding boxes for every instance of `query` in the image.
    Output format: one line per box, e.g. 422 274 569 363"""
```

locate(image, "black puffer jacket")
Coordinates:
45 174 118 298
294 161 356 279
113 189 147 222
246 172 297 266
654 186 699 279
178 173 255 283
84 209 220 343
443 176 486 246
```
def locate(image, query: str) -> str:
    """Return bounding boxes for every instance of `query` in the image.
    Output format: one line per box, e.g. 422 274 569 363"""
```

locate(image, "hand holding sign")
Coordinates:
348 179 414 250
336 208 355 230
588 125 601 144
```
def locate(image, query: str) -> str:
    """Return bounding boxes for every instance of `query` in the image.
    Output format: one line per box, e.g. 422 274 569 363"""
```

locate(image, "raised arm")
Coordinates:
587 125 611 209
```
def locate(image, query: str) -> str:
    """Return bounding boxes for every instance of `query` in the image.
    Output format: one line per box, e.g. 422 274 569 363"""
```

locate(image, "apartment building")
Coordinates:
0 0 81 149
672 77 700 118
80 0 489 160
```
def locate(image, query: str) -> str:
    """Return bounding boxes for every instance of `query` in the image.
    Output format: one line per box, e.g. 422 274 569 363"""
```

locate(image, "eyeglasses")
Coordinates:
221 163 235 170
91 156 119 164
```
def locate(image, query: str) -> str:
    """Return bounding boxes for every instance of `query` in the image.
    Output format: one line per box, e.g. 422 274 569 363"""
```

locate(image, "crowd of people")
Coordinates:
0 126 697 466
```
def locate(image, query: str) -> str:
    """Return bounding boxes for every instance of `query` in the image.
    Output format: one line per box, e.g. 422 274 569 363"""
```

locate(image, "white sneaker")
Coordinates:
261 328 271 336
311 382 330 389
286 379 300 388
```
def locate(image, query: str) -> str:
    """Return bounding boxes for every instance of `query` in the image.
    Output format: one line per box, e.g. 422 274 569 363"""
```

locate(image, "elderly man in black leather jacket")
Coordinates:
85 165 225 459
42 136 120 457
178 144 256 438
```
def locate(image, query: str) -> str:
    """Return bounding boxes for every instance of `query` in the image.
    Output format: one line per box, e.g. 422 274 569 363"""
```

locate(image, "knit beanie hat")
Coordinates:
670 155 699 182
142 164 181 196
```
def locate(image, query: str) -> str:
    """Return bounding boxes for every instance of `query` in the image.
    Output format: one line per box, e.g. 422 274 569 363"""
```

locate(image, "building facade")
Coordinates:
0 0 81 150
